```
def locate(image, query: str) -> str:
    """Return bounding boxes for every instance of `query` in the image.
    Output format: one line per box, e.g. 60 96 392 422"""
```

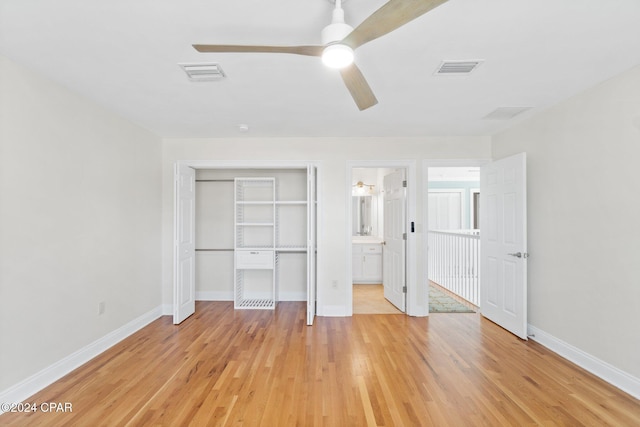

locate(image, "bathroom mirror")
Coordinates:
352 196 373 236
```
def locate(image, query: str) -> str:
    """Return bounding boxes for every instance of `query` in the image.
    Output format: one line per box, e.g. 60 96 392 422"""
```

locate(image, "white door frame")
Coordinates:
422 159 491 314
173 160 322 321
346 160 417 316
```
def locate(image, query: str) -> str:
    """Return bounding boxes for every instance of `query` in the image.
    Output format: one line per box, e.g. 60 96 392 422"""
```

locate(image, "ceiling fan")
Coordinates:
193 0 449 111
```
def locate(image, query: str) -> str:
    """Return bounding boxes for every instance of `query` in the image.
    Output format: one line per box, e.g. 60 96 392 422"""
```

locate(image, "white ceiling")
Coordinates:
1 0 640 139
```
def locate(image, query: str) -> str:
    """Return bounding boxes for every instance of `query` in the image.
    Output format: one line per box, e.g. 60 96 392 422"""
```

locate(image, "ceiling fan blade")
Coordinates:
339 64 378 111
342 0 449 50
193 44 324 57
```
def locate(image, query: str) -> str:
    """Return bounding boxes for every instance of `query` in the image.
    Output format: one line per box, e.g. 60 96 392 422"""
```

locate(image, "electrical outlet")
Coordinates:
332 280 338 289
99 301 106 315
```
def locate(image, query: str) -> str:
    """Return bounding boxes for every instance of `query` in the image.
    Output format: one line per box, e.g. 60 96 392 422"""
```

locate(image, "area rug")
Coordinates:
429 286 475 313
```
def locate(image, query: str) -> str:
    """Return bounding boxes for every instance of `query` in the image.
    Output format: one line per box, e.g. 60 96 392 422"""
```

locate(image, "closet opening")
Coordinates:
174 162 318 325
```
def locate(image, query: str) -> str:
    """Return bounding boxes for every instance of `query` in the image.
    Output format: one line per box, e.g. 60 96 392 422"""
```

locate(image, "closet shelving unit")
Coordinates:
234 177 276 309
234 176 309 309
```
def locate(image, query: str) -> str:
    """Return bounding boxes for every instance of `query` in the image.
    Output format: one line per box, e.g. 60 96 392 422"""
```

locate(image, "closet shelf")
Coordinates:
275 200 307 205
236 246 275 250
236 201 274 205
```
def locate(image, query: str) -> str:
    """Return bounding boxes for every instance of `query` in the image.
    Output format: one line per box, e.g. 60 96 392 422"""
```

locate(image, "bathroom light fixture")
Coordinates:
352 181 375 195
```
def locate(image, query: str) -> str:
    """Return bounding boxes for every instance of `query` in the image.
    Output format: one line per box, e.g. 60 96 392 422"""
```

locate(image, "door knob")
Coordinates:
507 252 529 258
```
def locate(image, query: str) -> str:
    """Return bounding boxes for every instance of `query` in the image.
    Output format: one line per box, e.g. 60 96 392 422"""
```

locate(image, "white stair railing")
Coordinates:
428 230 480 306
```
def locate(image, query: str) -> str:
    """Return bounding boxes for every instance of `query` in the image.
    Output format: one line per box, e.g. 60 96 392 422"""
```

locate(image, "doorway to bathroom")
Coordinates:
348 162 415 315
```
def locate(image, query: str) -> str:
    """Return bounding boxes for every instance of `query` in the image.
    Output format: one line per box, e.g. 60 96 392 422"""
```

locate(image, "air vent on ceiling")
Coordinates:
179 63 226 81
436 60 483 75
484 107 532 120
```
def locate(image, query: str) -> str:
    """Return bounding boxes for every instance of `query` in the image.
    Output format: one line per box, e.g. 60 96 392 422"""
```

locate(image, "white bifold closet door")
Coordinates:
306 165 317 325
173 164 196 324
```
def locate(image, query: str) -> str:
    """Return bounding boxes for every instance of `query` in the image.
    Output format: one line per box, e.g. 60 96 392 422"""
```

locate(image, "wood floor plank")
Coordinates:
1 301 638 426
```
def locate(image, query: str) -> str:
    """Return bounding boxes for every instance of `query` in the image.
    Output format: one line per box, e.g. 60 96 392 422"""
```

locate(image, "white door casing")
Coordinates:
480 153 528 339
174 164 196 324
383 170 406 312
307 165 317 325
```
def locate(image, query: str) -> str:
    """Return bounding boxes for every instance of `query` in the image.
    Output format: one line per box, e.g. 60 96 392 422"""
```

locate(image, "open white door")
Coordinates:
174 164 196 324
383 170 406 312
306 165 317 325
480 153 528 339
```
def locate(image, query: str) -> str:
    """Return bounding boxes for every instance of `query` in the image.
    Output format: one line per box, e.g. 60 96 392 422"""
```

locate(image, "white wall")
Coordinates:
492 65 640 379
0 56 163 391
162 137 491 316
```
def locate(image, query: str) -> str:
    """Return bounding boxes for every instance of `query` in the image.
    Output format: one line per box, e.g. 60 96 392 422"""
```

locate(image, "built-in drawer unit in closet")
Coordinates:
352 242 383 284
236 250 275 269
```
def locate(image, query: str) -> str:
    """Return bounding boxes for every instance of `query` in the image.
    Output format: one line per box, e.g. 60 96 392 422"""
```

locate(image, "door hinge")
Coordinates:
402 232 407 240
402 180 407 188
402 286 407 293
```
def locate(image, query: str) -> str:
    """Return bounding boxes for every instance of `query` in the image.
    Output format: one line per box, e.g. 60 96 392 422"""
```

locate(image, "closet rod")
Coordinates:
195 249 307 253
195 179 234 182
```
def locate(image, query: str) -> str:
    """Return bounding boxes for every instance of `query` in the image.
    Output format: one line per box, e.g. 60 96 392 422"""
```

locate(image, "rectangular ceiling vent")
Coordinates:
484 107 532 120
435 60 483 75
179 63 226 82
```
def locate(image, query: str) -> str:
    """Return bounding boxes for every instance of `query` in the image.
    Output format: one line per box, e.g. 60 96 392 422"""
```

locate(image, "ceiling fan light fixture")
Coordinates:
321 3 354 70
322 43 354 69
191 0 448 109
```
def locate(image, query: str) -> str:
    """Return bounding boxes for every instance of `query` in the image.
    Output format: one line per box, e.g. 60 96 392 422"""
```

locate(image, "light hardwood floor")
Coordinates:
353 284 402 314
2 302 638 426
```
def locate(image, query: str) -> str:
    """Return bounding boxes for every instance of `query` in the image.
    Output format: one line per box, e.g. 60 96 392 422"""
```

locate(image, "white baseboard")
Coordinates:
278 292 306 301
196 291 233 301
196 291 306 302
320 305 348 317
0 306 164 412
528 324 640 399
162 304 173 316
